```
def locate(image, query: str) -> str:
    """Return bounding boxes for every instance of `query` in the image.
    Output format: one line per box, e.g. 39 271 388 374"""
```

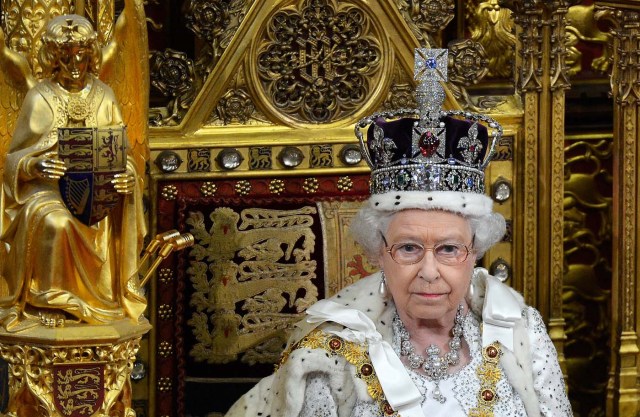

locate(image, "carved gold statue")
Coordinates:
0 15 146 330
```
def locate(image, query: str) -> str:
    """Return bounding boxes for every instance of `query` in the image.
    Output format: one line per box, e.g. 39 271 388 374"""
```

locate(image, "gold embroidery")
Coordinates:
278 331 505 416
470 342 502 417
280 329 398 416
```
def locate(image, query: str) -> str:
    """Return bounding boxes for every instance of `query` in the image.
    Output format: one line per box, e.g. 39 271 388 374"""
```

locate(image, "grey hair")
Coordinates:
350 205 506 264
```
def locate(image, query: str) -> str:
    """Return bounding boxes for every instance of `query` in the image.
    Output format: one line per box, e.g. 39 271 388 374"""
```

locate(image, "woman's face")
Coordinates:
378 209 476 325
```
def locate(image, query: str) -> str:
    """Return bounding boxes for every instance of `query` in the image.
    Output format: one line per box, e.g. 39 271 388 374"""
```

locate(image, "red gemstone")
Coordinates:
329 338 342 350
486 346 498 358
383 402 394 415
419 132 439 157
482 389 495 401
360 364 373 376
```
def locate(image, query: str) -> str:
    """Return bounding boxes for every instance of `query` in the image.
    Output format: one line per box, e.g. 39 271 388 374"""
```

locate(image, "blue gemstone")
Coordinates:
426 58 437 69
448 158 456 165
400 158 408 165
382 177 391 186
466 177 473 187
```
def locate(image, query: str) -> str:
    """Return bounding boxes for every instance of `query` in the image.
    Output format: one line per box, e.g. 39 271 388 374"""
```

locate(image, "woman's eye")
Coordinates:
437 244 460 255
398 243 421 253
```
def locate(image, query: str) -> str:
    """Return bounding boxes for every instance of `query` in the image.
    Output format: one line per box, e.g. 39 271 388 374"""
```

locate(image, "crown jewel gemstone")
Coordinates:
396 171 410 188
419 132 439 157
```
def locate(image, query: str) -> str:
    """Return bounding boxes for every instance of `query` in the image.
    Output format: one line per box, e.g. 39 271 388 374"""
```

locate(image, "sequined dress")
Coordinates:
300 307 569 416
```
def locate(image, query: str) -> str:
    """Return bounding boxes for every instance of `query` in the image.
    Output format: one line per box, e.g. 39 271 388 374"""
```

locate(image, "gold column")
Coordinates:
502 0 569 373
594 2 640 415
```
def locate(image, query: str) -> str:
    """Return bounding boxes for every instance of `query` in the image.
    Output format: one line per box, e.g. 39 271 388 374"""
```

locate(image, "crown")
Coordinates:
44 15 97 47
355 49 502 197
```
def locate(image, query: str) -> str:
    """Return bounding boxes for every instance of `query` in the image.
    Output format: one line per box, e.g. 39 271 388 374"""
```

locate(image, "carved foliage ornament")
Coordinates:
404 0 455 33
396 0 455 45
150 49 196 99
257 0 382 123
2 0 73 77
149 48 197 125
448 39 489 86
216 88 255 124
184 0 248 76
184 0 230 41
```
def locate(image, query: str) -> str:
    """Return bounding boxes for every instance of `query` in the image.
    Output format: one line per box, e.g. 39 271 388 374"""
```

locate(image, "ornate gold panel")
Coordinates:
468 0 516 79
319 201 377 296
252 0 387 124
2 0 73 76
564 135 612 416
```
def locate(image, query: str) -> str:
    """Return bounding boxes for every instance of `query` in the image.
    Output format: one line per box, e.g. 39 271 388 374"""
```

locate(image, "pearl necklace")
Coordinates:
394 304 465 404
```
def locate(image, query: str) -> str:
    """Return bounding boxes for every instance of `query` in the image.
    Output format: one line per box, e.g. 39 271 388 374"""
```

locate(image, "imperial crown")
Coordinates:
355 49 503 196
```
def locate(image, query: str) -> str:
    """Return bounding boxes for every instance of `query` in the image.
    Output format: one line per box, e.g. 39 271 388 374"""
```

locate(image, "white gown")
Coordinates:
225 271 573 417
300 307 570 416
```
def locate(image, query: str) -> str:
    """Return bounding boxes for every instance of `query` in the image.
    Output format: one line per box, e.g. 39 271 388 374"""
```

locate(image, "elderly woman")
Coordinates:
226 49 571 417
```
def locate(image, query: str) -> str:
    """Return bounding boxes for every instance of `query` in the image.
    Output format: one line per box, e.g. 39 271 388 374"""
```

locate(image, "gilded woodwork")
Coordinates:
1 0 73 77
564 135 612 416
499 2 571 387
447 38 489 109
184 0 250 78
469 0 516 79
395 0 454 45
255 0 383 124
206 65 270 126
82 0 115 45
594 3 640 415
149 0 251 126
566 4 612 74
548 7 571 383
0 321 149 417
149 48 196 126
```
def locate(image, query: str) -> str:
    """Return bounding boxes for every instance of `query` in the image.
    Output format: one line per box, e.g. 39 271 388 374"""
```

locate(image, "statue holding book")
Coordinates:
0 14 147 330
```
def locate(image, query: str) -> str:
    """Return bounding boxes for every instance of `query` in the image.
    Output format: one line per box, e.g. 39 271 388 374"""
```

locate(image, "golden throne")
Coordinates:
0 1 637 417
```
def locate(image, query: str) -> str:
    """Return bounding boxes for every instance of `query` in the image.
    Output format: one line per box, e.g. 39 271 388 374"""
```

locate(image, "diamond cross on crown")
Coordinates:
414 49 448 83
412 49 449 163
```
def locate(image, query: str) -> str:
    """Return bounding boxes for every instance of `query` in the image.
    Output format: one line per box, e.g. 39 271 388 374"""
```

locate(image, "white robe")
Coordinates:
225 268 573 417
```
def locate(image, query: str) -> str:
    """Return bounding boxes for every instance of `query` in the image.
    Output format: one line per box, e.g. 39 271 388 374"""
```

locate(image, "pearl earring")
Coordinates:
379 270 389 298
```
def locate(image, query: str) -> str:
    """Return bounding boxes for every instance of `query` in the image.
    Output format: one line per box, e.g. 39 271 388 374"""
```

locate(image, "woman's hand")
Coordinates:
111 169 135 195
26 152 67 180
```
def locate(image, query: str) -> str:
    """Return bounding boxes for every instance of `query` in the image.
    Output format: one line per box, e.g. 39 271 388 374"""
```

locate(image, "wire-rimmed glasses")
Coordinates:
381 233 474 266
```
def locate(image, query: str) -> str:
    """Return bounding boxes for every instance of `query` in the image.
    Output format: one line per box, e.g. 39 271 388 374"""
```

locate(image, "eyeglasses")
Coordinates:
381 233 474 266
